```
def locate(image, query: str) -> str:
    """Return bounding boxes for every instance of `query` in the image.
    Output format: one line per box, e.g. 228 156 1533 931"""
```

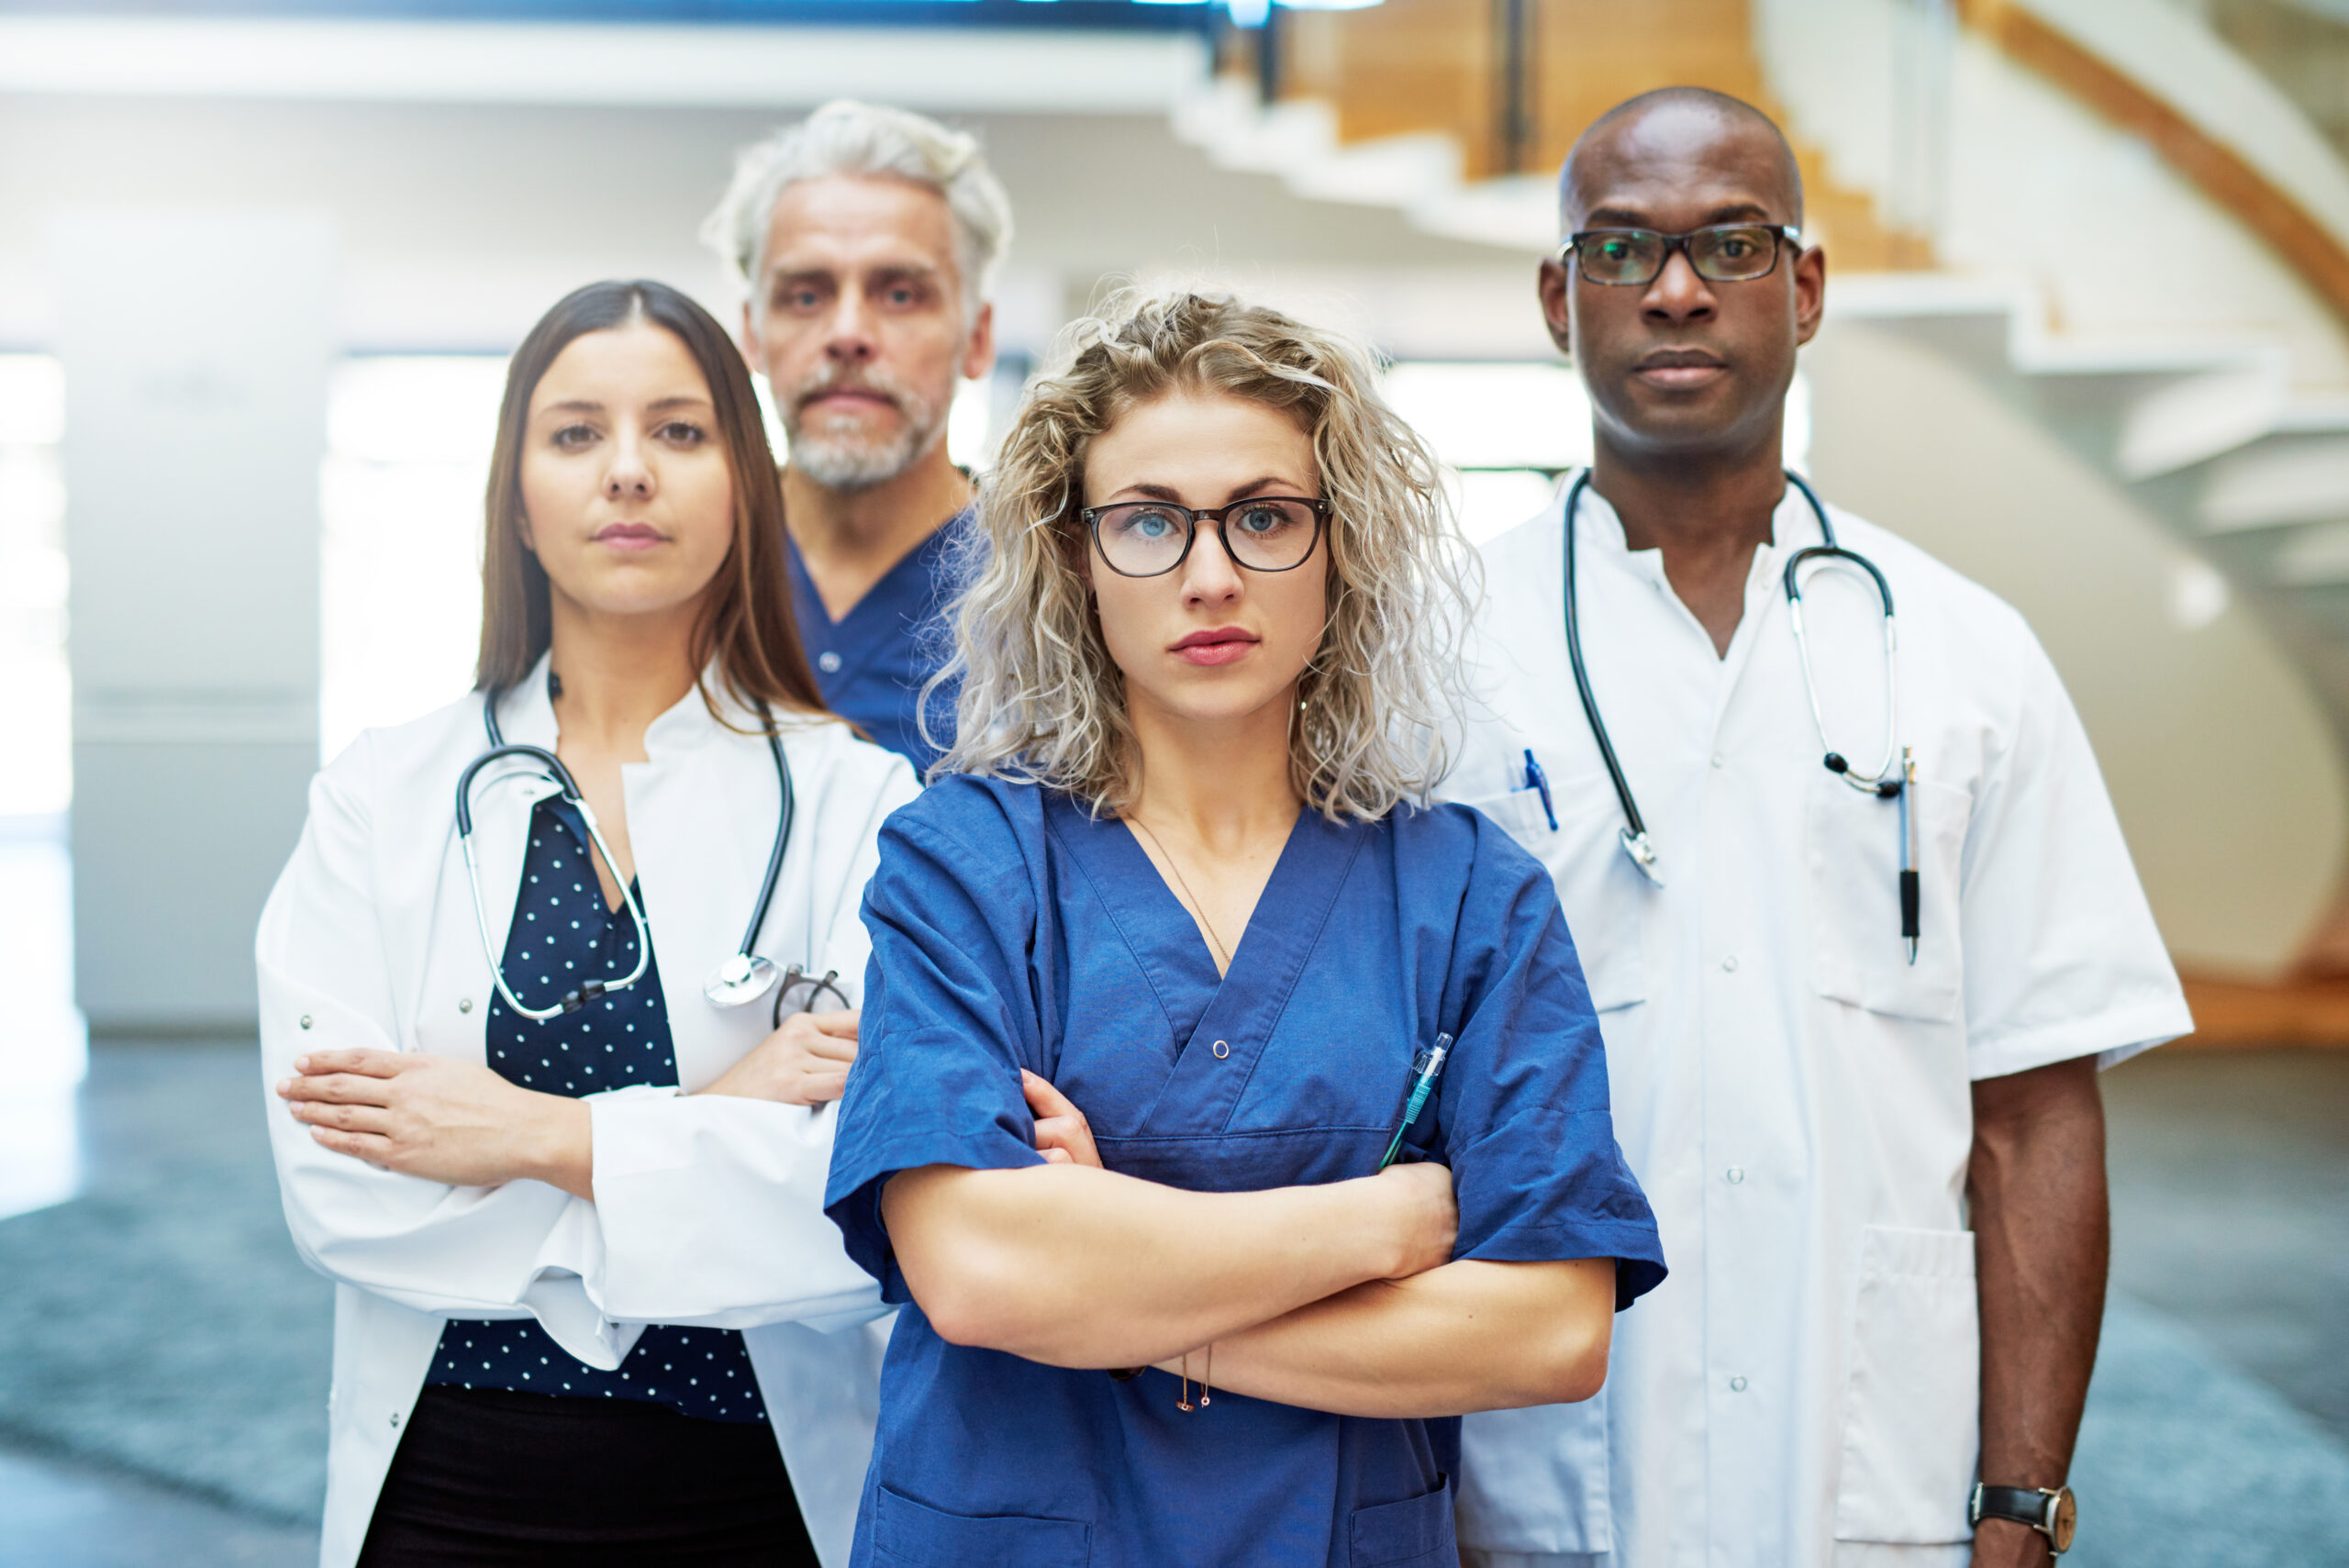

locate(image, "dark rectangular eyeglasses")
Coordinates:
1563 223 1802 286
1080 495 1330 578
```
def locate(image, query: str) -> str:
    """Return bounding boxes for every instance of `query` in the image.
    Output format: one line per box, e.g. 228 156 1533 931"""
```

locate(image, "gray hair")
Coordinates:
701 99 1014 323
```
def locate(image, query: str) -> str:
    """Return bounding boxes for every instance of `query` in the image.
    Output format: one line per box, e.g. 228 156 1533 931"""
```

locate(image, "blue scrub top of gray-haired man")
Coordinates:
705 99 1012 773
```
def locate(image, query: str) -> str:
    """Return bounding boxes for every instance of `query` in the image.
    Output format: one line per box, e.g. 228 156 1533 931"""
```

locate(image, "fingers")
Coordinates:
277 1072 395 1107
800 1031 858 1065
809 1008 860 1040
308 1126 400 1167
1020 1069 1083 1121
288 1098 397 1136
796 1070 850 1105
293 1049 406 1078
1040 1147 1073 1165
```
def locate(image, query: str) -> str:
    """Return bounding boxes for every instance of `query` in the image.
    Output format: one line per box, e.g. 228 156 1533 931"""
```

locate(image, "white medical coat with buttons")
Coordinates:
1443 477 2190 1568
255 661 919 1568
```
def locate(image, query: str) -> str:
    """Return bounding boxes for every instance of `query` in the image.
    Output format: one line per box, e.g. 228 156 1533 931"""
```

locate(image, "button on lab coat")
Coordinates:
255 659 919 1568
1443 478 2190 1568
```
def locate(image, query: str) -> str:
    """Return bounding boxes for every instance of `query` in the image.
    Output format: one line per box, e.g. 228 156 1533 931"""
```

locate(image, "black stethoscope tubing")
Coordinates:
1563 467 1904 892
462 683 841 1023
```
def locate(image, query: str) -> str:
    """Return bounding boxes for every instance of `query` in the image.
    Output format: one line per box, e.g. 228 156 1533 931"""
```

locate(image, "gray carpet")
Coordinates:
0 1043 329 1523
1 1041 2346 1566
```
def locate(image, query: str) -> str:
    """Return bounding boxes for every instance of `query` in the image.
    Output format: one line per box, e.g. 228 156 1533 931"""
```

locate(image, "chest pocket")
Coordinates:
1457 774 1646 1015
1808 773 1967 1023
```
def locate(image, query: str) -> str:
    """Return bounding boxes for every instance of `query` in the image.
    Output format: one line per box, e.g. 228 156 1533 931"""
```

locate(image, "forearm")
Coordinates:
883 1163 1421 1368
1969 1056 2108 1567
1163 1257 1617 1418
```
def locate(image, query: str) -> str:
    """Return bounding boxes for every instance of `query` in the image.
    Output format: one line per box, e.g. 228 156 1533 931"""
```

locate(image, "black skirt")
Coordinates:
358 1385 822 1566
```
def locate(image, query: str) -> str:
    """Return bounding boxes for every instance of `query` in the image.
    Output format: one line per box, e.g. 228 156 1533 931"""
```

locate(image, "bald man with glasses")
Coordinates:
1443 88 2188 1568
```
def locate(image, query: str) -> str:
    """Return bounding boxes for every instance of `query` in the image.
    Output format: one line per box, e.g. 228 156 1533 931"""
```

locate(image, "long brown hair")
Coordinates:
474 279 827 727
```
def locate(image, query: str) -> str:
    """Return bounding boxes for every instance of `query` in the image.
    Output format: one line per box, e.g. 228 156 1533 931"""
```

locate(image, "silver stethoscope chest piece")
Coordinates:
704 951 783 1008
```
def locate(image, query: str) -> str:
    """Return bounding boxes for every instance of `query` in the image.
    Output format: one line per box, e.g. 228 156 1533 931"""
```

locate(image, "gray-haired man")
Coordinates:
705 99 1012 769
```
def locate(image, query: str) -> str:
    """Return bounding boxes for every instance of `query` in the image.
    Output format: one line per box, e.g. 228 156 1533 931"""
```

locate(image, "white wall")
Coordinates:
1808 317 2348 973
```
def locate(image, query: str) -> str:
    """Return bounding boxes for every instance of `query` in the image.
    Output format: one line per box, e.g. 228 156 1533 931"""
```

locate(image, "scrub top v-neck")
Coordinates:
785 508 970 773
826 775 1664 1568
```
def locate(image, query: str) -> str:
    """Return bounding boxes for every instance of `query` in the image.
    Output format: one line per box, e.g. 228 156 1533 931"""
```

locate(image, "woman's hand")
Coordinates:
1370 1160 1457 1280
696 1008 859 1105
1022 1070 1104 1167
276 1050 592 1198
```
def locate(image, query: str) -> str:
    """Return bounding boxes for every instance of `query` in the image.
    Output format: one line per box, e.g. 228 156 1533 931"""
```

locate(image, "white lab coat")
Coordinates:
1443 478 2189 1568
256 658 920 1568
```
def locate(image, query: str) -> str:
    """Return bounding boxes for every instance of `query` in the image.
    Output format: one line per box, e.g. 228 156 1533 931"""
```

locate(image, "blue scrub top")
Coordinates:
825 776 1665 1568
786 507 971 774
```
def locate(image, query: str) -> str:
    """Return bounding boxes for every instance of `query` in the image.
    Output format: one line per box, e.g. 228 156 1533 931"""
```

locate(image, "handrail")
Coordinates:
1958 0 2349 331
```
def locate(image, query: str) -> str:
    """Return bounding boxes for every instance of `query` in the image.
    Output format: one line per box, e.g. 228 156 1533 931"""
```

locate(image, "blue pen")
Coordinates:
1522 750 1559 832
1378 1032 1455 1171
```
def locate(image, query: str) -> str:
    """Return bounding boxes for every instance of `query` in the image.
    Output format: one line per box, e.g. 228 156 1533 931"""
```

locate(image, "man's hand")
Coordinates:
1971 1517 2054 1568
277 1049 591 1197
698 1008 859 1105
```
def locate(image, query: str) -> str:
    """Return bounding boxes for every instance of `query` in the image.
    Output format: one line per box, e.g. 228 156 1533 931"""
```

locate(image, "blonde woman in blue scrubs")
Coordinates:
824 291 1667 1568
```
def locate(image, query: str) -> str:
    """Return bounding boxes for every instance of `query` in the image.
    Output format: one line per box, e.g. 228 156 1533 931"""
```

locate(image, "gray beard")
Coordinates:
785 398 948 493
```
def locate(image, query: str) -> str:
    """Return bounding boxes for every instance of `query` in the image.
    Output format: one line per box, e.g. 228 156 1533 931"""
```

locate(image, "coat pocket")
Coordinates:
1349 1475 1456 1567
1831 1226 1979 1544
872 1485 1091 1568
1456 773 1647 1014
1809 774 1967 1023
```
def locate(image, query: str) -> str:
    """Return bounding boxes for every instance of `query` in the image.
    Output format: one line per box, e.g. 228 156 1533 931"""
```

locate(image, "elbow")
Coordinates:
1520 1305 1612 1408
897 1243 1048 1355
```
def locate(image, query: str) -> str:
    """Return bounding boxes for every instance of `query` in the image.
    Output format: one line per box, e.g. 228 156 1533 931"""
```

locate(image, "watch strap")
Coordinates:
1972 1484 2072 1552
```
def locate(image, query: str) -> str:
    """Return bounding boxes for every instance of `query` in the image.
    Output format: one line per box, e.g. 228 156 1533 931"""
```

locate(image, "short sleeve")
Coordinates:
1422 810 1668 1309
823 787 1049 1301
1959 633 2193 1079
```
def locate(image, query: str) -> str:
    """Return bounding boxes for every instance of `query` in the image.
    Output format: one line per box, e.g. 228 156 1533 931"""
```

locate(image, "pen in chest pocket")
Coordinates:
1378 1032 1454 1171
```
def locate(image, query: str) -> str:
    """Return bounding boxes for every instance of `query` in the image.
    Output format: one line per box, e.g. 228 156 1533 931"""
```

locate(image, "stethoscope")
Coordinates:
1561 468 1921 962
454 677 852 1024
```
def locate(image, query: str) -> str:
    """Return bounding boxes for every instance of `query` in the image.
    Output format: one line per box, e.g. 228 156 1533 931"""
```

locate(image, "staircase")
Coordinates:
1174 0 2349 998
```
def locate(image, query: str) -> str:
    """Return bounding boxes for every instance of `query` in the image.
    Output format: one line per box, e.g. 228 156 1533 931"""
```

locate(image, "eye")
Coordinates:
656 419 707 446
1121 507 1179 539
775 284 823 313
1718 236 1754 259
1232 503 1289 536
551 423 597 450
1598 239 1632 262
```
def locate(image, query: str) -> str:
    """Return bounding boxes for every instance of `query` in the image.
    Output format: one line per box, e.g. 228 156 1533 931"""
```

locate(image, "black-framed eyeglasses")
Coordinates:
1562 223 1802 286
1079 495 1330 578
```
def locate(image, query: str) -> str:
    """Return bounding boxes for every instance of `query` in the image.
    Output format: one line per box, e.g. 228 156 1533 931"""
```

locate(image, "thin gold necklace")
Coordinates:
1127 816 1233 973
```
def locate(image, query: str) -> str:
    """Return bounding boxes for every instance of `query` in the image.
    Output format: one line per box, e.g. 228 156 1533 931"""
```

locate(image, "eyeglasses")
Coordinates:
1079 495 1330 579
1562 223 1802 287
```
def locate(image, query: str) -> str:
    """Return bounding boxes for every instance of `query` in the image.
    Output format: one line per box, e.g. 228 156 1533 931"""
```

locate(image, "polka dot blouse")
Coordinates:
425 797 769 1425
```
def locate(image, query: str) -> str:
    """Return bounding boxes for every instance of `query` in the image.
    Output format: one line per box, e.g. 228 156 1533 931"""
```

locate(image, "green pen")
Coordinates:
1377 1032 1454 1171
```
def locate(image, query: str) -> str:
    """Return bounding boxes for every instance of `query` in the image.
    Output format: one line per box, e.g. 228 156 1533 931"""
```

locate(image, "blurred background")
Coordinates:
0 0 2345 1561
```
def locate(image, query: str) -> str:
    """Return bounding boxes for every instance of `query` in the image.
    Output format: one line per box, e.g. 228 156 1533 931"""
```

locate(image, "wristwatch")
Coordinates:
1970 1483 2076 1554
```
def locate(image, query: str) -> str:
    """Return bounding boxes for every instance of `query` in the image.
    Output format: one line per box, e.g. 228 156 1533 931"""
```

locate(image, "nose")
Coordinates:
1641 247 1717 326
605 431 655 501
1180 519 1246 606
825 289 878 365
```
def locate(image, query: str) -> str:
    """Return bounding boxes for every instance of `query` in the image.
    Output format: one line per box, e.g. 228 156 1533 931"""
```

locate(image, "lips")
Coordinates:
595 523 664 550
1632 348 1730 389
1171 627 1260 667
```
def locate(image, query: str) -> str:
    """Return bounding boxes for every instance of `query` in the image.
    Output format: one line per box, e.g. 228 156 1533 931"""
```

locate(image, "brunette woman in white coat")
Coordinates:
259 279 918 1567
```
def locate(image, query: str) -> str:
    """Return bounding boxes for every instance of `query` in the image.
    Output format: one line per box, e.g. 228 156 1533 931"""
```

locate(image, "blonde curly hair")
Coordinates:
928 288 1477 822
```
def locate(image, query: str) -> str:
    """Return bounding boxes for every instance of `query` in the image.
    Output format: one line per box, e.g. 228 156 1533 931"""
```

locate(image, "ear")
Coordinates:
1792 242 1827 348
1536 256 1574 360
516 508 537 553
963 302 996 383
740 301 766 373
